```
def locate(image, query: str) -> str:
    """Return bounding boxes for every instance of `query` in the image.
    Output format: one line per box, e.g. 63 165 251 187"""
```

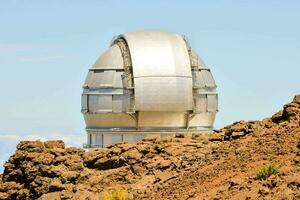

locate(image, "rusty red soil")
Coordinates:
0 95 299 200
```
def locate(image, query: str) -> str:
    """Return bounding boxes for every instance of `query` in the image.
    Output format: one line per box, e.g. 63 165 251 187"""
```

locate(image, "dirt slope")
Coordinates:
0 95 299 200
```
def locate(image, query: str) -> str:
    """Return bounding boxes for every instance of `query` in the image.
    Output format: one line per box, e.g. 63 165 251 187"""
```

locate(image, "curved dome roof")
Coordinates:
82 31 218 147
92 44 124 70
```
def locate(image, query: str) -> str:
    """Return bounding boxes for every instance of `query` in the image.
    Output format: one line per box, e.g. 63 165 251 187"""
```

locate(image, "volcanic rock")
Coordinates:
0 95 299 199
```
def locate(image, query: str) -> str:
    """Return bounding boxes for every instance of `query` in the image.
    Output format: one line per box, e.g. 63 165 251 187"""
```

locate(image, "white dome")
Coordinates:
82 31 218 148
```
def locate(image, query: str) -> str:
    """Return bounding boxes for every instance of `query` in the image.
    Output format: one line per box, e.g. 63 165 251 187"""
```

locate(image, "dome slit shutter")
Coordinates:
113 37 135 113
123 32 193 111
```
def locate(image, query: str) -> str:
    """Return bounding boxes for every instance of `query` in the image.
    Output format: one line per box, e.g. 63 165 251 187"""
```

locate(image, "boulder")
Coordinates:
121 148 142 160
44 140 65 149
16 141 45 152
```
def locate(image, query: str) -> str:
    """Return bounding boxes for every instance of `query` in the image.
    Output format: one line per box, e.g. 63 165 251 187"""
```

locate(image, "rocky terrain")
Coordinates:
0 95 299 200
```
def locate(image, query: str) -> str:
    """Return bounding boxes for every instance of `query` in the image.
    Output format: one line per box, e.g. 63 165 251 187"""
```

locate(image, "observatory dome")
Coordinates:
82 31 218 148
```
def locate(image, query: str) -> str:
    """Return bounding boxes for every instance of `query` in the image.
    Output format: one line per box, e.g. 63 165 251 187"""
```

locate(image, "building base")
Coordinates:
83 127 213 148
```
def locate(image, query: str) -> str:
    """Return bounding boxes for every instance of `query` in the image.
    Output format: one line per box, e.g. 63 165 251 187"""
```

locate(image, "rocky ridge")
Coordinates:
0 95 299 200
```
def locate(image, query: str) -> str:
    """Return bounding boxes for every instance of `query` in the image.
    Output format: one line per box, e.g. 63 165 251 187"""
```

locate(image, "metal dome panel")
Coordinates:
122 31 193 111
134 77 193 111
123 31 192 77
81 31 218 148
92 44 124 69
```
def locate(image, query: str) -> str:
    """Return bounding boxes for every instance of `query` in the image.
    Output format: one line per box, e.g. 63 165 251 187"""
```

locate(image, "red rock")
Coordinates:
44 140 65 149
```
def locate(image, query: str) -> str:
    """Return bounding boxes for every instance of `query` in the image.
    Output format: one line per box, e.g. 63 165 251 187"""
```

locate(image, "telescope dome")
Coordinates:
82 31 218 148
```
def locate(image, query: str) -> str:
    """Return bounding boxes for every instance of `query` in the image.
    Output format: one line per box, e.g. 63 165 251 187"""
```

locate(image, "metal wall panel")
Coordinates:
135 77 193 111
112 95 126 112
123 32 192 77
81 94 88 112
192 70 216 89
95 134 103 146
83 71 92 87
84 113 136 127
103 134 112 147
87 134 91 146
138 111 187 127
112 134 123 144
198 57 208 69
189 112 216 127
123 134 144 144
84 71 117 89
88 95 112 112
201 70 216 88
91 134 96 146
113 71 123 88
190 50 199 67
85 88 124 95
193 71 205 88
194 94 207 113
93 44 124 70
207 94 218 112
91 71 115 88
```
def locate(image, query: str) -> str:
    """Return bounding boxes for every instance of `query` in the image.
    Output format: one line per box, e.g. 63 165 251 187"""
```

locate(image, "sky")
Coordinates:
0 0 299 172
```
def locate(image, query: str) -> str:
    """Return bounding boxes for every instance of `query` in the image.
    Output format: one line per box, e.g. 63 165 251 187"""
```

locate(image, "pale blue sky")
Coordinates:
0 0 299 171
